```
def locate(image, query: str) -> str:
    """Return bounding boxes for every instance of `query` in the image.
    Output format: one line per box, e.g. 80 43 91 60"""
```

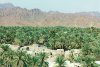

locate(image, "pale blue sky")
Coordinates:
0 0 100 13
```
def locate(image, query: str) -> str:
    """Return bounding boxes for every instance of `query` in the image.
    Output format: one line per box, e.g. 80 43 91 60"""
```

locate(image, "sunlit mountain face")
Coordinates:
0 3 100 27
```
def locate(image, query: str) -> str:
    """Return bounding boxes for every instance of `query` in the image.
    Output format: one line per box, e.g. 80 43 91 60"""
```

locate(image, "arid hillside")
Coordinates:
0 3 100 27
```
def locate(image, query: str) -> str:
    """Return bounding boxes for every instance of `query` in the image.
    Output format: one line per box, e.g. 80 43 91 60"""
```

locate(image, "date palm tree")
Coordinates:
0 58 5 67
55 56 66 67
14 50 28 67
0 44 15 67
30 56 39 67
4 49 15 67
38 52 48 67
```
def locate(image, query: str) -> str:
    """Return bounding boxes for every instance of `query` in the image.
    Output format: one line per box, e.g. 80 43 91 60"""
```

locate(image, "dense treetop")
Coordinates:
0 26 100 51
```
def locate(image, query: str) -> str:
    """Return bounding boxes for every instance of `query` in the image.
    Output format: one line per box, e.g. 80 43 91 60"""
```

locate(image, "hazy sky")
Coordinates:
0 0 100 13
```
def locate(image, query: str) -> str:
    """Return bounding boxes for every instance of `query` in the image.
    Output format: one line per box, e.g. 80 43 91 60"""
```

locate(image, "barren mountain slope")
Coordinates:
0 3 100 27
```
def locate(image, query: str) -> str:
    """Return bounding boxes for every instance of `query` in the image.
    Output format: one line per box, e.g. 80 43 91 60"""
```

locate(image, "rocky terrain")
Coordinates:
0 3 100 27
3 44 82 67
2 44 99 67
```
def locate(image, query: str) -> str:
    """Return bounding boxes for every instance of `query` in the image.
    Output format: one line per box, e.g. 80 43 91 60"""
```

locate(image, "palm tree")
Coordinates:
0 44 10 52
55 56 66 67
38 52 48 67
4 50 16 67
0 58 5 67
0 44 15 67
30 56 39 67
14 50 28 67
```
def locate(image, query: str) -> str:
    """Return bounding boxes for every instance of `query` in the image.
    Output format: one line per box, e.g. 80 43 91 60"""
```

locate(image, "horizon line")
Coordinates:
0 3 100 13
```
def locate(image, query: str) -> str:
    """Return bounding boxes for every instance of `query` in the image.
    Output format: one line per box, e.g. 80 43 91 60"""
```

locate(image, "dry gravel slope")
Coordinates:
0 3 100 27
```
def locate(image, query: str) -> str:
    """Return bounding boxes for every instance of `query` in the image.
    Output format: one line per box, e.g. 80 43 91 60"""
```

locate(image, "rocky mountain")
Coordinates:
0 3 100 27
0 3 15 8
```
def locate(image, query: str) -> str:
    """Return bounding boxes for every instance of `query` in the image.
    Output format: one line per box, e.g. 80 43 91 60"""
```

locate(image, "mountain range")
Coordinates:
0 3 100 27
0 3 15 8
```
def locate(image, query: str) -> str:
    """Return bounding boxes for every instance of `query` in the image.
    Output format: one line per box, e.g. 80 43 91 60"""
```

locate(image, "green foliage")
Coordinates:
0 44 49 67
1 26 100 51
37 52 48 67
0 44 10 51
0 26 100 66
55 56 66 67
74 42 100 67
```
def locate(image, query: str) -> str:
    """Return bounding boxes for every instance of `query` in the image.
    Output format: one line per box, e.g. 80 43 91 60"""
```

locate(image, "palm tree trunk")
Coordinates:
40 57 44 67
